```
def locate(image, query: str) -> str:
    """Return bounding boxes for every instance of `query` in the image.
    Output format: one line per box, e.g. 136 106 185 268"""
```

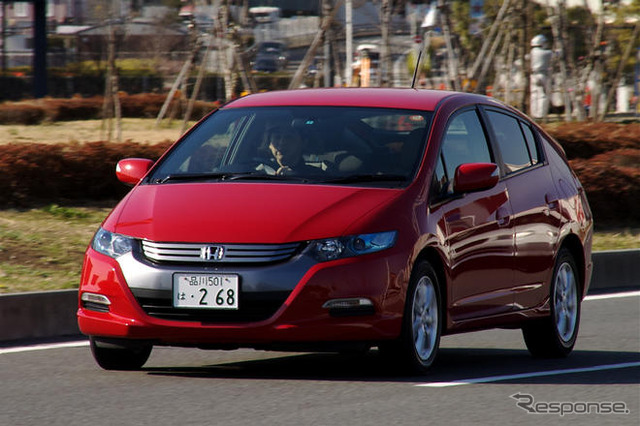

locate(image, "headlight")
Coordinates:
307 231 397 262
92 228 134 259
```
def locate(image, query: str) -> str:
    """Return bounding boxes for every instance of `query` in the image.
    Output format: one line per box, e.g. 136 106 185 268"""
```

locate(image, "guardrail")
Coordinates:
1 250 638 344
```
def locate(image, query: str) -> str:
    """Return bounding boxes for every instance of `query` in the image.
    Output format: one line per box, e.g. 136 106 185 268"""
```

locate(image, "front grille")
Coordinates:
141 241 302 264
131 288 289 323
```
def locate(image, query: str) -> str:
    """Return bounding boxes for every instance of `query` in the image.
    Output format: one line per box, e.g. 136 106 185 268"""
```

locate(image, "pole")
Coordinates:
345 0 353 86
33 0 47 98
2 1 6 73
520 0 531 113
379 0 391 87
323 0 331 87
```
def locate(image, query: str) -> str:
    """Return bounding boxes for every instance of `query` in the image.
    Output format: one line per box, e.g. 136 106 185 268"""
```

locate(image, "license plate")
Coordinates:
173 274 239 309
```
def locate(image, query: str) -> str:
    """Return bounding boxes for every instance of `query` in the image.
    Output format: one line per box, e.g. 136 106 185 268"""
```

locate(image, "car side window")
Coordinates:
485 110 537 173
432 109 492 199
520 122 540 165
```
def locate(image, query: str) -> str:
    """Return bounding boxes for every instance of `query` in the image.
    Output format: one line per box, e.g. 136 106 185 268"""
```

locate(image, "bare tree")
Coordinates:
289 0 345 90
101 2 123 142
599 21 639 121
378 0 392 87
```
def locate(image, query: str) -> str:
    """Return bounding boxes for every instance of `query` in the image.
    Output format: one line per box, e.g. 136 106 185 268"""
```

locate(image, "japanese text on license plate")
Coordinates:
173 274 239 309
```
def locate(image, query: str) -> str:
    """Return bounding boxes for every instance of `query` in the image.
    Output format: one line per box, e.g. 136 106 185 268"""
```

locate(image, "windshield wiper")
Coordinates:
154 172 310 184
155 172 256 184
320 174 408 185
226 174 310 183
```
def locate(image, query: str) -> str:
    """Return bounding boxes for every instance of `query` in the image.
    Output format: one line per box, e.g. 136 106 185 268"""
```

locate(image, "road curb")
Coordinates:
1 250 638 343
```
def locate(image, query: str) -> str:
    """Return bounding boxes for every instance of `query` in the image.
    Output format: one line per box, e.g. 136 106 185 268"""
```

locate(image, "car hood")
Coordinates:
104 183 403 243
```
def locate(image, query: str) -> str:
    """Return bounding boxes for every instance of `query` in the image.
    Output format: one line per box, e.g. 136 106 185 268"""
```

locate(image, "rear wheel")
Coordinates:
90 338 152 371
380 260 442 374
522 248 581 358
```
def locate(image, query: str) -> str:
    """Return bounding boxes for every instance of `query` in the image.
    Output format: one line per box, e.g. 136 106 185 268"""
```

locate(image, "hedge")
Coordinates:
0 141 172 206
544 122 640 159
569 149 640 224
0 93 220 124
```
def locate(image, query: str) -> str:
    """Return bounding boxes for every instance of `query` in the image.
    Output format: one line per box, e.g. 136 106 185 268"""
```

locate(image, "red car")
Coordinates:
78 88 593 373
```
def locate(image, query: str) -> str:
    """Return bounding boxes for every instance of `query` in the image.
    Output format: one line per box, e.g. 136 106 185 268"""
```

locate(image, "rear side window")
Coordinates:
485 110 539 173
521 123 539 165
432 109 492 199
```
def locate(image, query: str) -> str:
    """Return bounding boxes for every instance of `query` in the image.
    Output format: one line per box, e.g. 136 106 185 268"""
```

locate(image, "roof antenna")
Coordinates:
412 1 438 89
411 47 423 89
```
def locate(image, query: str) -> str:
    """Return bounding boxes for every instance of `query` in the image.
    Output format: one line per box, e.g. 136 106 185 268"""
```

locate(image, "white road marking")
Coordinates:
0 340 89 355
584 290 640 301
416 362 640 388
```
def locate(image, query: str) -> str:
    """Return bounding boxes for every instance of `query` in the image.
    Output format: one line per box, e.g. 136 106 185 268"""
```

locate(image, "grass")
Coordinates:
0 118 194 145
0 204 637 294
0 205 112 294
592 228 640 251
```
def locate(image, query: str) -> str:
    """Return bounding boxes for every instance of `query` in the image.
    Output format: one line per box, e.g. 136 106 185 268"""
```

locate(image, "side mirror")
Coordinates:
453 163 499 193
116 158 154 185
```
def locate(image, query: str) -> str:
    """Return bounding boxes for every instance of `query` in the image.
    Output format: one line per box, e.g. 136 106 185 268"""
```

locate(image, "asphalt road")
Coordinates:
2 291 638 426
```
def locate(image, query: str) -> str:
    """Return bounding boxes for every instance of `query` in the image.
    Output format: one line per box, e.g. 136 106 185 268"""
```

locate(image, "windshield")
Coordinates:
149 106 433 187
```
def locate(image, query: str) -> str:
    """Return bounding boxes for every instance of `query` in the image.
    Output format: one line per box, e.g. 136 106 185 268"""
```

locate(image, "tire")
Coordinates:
380 260 442 374
522 248 581 358
90 338 152 371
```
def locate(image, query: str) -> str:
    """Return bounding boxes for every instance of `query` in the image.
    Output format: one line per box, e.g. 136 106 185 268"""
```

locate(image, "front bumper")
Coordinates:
77 247 408 347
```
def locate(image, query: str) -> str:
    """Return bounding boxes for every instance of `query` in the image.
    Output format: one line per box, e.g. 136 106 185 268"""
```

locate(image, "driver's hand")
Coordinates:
276 166 293 176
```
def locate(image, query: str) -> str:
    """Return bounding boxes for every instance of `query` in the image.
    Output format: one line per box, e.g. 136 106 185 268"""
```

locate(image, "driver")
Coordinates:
267 126 319 176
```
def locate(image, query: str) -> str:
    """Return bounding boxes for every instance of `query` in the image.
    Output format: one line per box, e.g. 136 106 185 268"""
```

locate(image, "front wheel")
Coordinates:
522 248 581 358
90 338 152 371
380 260 442 374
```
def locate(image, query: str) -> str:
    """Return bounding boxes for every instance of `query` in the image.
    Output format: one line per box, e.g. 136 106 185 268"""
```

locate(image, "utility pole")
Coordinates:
379 0 391 87
33 0 47 98
219 1 234 101
345 0 353 86
323 0 331 87
519 0 531 114
2 0 6 74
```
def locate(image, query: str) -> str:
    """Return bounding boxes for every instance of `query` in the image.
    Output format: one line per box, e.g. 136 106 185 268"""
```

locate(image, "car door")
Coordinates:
430 108 515 322
481 108 562 311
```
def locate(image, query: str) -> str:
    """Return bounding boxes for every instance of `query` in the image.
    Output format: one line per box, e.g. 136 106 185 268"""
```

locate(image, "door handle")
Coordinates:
496 207 510 227
545 193 559 216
